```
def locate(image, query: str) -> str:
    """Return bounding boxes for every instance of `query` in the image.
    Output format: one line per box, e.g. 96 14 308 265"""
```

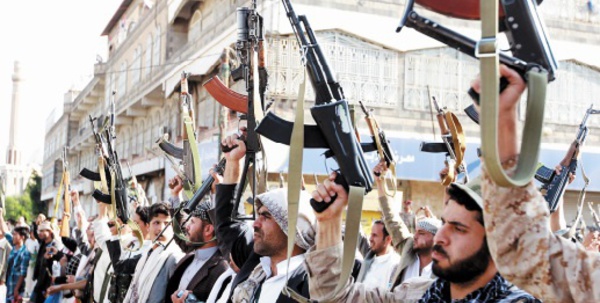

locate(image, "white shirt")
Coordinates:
363 251 401 289
206 267 236 303
401 255 432 283
178 246 218 290
254 254 305 303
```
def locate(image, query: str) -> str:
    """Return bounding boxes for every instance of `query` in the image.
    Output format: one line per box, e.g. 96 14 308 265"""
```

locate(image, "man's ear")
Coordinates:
204 223 215 237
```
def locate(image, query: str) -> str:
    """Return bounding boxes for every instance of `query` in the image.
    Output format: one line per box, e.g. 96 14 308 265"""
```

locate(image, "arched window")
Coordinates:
131 46 142 85
144 34 153 78
189 10 202 42
137 120 145 156
117 61 128 99
152 27 161 68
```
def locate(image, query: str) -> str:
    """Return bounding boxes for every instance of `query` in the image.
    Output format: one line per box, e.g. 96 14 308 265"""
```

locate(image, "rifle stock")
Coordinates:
204 76 248 113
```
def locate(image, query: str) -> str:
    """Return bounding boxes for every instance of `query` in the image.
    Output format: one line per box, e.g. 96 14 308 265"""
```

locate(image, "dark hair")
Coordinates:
447 186 484 226
373 219 390 238
14 226 29 238
135 206 150 224
149 202 171 220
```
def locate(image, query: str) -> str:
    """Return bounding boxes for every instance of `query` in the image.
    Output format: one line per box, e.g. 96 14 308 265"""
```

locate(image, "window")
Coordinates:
152 27 161 69
189 10 202 42
144 35 153 78
131 46 142 85
117 61 128 99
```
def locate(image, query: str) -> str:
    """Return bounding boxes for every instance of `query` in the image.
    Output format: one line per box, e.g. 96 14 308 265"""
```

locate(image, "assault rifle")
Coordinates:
53 146 71 237
420 97 468 185
157 72 202 198
536 105 599 212
397 0 557 101
80 94 143 249
205 0 268 219
154 158 226 247
256 0 376 212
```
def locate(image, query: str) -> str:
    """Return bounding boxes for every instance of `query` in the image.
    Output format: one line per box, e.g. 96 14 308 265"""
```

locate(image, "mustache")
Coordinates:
432 244 448 258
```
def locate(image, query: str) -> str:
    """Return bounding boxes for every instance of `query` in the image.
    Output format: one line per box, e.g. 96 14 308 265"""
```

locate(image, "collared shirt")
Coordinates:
6 245 31 298
253 254 305 303
178 246 218 290
363 251 401 290
418 273 540 303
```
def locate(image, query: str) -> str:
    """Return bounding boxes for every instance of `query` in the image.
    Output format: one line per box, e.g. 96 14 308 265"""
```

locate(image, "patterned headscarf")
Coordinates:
417 217 442 235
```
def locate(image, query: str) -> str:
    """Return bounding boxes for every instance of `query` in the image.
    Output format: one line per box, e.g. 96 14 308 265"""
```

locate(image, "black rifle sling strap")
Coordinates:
479 0 547 187
99 262 113 303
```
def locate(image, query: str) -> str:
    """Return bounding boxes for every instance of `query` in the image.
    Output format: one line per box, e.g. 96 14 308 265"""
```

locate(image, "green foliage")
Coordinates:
4 170 43 223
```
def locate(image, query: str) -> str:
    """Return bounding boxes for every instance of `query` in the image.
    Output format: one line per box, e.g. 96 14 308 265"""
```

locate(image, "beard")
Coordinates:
431 238 490 284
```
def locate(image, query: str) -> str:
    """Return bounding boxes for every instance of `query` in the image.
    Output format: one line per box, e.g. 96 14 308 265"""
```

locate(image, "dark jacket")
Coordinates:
165 248 229 302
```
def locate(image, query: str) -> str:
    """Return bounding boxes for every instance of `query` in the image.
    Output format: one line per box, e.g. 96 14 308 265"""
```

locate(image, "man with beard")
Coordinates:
215 134 317 303
166 200 229 303
124 202 184 303
306 164 540 302
356 219 401 290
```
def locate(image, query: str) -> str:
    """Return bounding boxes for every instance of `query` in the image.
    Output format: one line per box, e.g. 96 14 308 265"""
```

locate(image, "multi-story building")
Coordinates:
42 0 600 229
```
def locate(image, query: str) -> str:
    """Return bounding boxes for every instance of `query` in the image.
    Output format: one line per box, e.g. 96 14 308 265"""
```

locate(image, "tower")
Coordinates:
7 61 22 166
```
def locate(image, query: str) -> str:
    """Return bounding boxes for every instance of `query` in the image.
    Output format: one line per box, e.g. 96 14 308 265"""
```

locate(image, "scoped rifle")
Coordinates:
535 105 599 212
420 97 468 185
398 0 557 188
256 0 375 213
80 93 143 250
157 72 202 199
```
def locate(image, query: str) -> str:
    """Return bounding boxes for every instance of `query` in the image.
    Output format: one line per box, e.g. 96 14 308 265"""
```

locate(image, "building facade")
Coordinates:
41 0 600 228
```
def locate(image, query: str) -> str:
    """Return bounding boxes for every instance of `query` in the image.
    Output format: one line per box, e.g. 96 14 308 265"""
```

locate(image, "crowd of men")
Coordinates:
0 66 598 303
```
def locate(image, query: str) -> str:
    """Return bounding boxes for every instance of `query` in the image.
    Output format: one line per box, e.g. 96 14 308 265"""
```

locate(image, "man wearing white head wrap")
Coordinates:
214 134 318 303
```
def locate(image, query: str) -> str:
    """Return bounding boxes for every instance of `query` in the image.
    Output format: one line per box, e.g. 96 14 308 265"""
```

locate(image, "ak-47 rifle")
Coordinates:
398 0 558 188
397 0 557 103
80 93 143 250
420 97 468 185
203 1 268 219
256 0 380 212
53 146 71 238
154 158 227 248
157 72 202 199
535 105 599 212
359 101 397 196
126 162 148 207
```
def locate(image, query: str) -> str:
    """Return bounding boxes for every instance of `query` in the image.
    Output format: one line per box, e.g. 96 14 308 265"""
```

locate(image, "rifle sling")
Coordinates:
479 0 547 187
183 117 202 192
283 70 306 299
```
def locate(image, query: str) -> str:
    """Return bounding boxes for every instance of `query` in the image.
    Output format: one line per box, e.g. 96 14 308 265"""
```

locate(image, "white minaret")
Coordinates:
7 61 22 166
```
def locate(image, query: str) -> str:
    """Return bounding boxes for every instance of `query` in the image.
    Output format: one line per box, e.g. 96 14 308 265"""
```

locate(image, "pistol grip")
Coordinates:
310 173 348 213
468 77 510 105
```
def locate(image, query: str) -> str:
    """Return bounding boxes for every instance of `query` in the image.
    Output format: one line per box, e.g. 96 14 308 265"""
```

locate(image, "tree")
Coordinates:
4 170 43 223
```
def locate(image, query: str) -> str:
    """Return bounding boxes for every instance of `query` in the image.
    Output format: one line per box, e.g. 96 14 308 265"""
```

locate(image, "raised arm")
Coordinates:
479 65 600 302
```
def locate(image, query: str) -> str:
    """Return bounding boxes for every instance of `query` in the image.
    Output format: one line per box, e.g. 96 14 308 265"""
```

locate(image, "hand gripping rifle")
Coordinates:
256 0 375 213
53 146 71 237
398 0 557 188
359 101 397 196
420 97 469 185
204 1 268 219
80 95 144 251
535 105 599 212
154 158 226 248
157 72 202 199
